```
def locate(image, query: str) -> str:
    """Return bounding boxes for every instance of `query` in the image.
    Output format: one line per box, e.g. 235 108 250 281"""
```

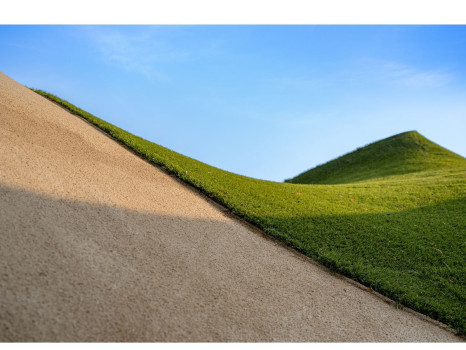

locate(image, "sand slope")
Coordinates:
0 72 461 341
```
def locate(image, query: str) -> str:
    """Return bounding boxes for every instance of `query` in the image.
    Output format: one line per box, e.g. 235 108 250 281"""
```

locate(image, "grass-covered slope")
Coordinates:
32 89 466 335
286 131 466 184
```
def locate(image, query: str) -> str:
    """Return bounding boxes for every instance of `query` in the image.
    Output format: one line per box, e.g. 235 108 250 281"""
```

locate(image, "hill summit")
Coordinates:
285 131 466 184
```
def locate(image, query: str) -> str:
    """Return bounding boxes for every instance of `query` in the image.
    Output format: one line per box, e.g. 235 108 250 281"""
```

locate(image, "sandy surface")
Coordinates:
0 72 461 342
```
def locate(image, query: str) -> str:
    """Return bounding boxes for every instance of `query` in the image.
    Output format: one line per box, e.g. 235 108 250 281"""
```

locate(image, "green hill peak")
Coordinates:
285 131 466 184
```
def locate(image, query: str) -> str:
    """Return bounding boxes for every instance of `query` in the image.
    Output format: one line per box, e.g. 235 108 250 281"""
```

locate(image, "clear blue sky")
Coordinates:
1 25 465 181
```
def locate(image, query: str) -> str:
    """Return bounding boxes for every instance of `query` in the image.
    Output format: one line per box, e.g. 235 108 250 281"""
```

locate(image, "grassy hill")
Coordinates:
32 89 466 335
286 131 466 184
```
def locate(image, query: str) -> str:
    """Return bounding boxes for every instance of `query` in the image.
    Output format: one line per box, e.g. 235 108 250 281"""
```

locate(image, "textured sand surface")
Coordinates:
0 72 461 342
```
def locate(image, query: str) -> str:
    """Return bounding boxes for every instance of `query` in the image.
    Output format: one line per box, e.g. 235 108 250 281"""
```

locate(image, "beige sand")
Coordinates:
0 72 461 342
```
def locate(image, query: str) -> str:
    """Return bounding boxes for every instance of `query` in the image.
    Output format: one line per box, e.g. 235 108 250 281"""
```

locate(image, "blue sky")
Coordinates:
1 25 465 181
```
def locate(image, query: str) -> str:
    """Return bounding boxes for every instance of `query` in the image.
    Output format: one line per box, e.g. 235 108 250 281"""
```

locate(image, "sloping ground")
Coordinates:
0 72 462 341
285 131 466 184
33 89 466 333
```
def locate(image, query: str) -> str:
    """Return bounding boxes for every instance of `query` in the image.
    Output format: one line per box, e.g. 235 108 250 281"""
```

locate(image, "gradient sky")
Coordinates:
1 25 465 182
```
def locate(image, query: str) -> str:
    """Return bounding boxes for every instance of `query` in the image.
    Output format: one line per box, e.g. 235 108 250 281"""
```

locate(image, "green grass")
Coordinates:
285 130 466 184
33 89 466 335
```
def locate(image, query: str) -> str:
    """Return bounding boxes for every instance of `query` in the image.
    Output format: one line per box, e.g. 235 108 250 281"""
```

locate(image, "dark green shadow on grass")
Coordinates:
252 197 466 334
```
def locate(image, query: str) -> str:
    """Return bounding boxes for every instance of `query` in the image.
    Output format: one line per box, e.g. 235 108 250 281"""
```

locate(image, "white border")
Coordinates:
1 0 466 24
